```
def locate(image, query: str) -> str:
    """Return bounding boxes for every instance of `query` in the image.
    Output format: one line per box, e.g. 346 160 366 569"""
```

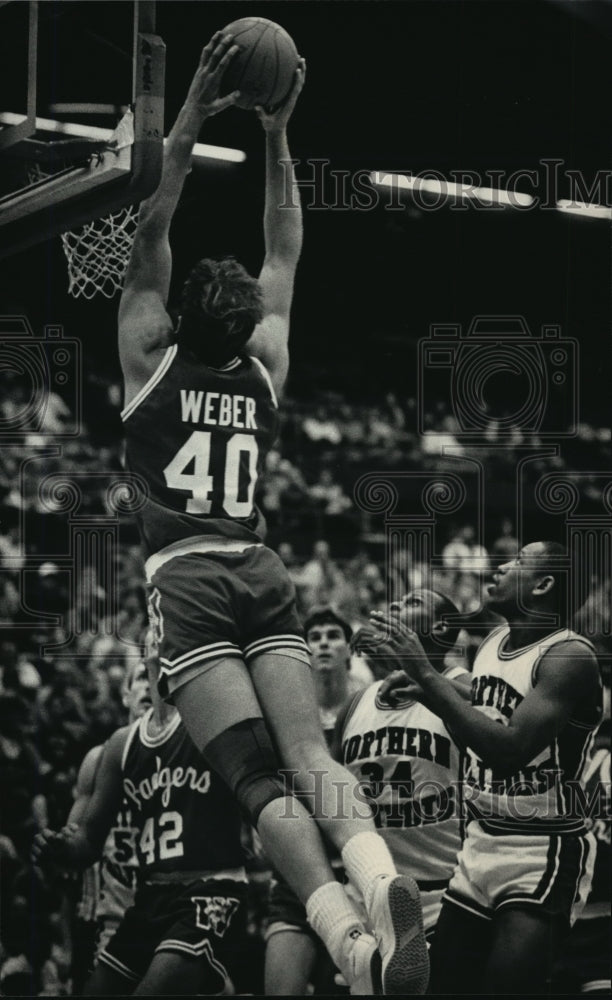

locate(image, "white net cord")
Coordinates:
60 203 140 299
57 109 140 299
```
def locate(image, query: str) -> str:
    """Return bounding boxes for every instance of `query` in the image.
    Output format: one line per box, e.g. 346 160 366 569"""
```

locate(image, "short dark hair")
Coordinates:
178 257 264 365
303 607 352 643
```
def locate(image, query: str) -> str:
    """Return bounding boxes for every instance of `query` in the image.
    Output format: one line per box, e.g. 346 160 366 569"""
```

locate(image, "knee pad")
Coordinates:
204 718 287 826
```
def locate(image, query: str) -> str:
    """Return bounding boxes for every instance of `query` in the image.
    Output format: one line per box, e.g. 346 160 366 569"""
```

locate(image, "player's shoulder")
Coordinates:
243 351 280 407
247 316 289 399
75 744 105 795
536 633 601 704
540 632 598 668
105 722 140 767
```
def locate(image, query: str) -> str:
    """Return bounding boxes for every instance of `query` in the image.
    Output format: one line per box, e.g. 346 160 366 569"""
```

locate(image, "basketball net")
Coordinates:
59 110 140 300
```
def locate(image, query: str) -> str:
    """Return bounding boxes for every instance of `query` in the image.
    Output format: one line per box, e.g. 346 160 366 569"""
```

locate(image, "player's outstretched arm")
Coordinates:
368 612 601 774
32 727 128 871
119 32 240 390
249 60 306 397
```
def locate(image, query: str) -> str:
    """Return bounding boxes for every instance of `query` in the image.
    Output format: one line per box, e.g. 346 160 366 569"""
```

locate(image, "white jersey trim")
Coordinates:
120 718 141 772
139 706 182 748
250 355 278 408
497 627 568 660
121 344 178 422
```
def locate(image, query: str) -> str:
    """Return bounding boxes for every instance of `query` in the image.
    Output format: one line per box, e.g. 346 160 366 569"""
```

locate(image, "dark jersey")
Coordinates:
121 709 244 877
122 346 278 557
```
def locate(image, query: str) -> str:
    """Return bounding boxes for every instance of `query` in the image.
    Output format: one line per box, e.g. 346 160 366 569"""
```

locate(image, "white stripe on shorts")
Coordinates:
160 643 242 675
244 634 310 659
98 950 140 982
145 535 262 581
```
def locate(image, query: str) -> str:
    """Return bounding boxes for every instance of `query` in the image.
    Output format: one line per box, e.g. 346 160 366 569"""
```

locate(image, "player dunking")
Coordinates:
366 542 602 994
117 31 428 995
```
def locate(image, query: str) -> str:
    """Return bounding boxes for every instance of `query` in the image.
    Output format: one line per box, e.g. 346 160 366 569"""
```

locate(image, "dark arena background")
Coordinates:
0 2 610 996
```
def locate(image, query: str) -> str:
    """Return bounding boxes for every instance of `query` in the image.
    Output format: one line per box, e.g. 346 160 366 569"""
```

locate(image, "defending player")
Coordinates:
265 596 468 995
32 637 248 996
117 30 428 995
68 658 148 992
345 589 468 938
363 542 602 994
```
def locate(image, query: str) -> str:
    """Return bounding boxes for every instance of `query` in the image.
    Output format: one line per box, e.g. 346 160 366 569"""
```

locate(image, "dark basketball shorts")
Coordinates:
144 537 310 699
98 877 247 990
265 874 312 940
265 863 347 942
444 820 597 927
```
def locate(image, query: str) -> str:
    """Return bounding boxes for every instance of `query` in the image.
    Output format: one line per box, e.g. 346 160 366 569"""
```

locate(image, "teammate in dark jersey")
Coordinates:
67 658 149 993
32 635 248 995
116 31 428 995
362 541 602 994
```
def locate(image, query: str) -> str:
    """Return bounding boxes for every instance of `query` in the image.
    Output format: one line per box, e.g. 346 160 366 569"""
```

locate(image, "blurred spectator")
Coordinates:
260 449 309 531
295 540 352 611
276 541 306 594
0 693 49 857
302 405 342 446
491 518 519 561
0 507 24 571
421 415 465 456
309 468 352 518
0 573 19 623
442 525 489 578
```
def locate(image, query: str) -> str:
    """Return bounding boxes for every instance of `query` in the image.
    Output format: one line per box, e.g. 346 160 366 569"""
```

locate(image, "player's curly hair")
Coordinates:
178 257 264 365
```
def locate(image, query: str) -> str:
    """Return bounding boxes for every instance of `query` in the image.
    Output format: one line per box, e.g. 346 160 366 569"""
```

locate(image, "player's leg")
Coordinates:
250 651 429 995
84 961 137 996
264 876 320 995
481 906 568 995
172 663 379 994
427 899 491 994
133 951 229 996
88 898 150 996
264 927 318 995
71 916 98 995
152 551 420 993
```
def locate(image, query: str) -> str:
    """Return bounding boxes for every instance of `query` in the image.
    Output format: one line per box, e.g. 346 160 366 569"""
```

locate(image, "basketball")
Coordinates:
220 17 299 111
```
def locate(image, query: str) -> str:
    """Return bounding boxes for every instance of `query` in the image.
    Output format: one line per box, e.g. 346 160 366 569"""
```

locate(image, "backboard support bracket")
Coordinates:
0 0 165 259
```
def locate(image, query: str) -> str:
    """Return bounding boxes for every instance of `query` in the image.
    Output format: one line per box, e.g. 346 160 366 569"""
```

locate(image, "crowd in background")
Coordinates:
0 375 610 994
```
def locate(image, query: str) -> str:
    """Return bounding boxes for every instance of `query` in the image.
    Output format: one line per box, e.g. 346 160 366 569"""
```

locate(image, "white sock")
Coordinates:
306 881 365 977
341 831 397 911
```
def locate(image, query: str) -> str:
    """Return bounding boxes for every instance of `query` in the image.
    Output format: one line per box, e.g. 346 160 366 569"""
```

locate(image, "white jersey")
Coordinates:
341 671 465 888
464 626 599 834
95 803 139 928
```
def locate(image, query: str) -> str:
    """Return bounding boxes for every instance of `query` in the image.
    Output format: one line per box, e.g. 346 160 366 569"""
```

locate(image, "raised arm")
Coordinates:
249 60 306 397
369 612 601 775
119 32 240 396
